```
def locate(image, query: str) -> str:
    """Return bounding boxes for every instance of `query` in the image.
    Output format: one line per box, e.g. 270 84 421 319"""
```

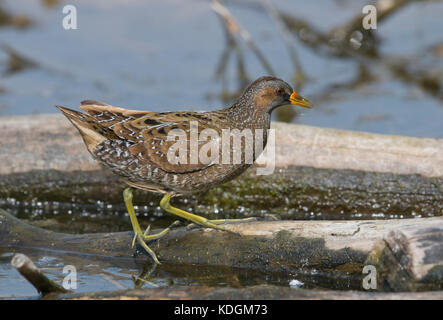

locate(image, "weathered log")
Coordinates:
1 115 442 221
10 253 69 295
366 228 443 292
1 115 443 294
1 114 442 176
1 209 442 291
45 284 443 300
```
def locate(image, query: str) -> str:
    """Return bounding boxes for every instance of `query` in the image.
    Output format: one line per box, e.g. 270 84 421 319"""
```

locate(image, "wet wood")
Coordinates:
1 115 442 293
366 225 443 291
1 209 442 291
11 253 69 295
2 165 442 221
46 284 443 300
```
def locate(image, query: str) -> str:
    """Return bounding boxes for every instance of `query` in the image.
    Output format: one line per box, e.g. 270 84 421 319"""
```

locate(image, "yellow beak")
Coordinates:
290 92 312 108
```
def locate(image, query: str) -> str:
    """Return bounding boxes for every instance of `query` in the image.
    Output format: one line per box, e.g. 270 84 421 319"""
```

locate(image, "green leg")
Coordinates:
160 194 252 234
208 218 256 224
123 188 178 264
185 217 256 231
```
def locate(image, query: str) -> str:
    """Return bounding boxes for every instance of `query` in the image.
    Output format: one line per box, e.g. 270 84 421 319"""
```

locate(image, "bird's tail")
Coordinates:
56 105 112 153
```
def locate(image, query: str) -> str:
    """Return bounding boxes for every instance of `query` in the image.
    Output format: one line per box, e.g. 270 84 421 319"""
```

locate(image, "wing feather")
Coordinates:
78 101 225 173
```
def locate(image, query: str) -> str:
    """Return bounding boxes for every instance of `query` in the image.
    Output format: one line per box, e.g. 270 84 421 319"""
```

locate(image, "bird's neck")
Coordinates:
223 101 271 159
225 100 271 131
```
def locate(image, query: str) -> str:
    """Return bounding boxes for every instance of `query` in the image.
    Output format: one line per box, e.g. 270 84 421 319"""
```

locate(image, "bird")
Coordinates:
56 76 312 263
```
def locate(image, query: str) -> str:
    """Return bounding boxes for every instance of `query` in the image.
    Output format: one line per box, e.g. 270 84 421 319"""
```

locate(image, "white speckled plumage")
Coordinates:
57 76 298 195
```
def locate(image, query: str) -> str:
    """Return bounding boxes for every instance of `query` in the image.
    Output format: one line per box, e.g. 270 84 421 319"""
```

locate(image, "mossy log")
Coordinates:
0 114 442 220
1 209 442 291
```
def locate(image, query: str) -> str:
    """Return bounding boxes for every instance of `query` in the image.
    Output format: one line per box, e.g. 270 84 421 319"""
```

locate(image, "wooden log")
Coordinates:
0 114 442 176
1 115 442 293
366 227 443 291
45 284 443 300
1 165 442 221
1 209 442 291
1 115 442 220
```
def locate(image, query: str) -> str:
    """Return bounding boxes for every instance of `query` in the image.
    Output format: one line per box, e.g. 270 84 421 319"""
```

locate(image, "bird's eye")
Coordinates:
275 87 284 95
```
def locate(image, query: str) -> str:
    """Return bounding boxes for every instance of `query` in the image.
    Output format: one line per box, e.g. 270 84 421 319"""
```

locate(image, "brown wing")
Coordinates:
79 100 224 173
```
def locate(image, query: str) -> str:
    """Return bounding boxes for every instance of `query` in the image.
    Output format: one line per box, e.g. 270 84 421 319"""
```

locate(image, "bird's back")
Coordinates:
57 100 258 194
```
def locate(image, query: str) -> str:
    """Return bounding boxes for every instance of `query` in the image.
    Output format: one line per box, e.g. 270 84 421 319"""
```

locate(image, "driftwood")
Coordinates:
10 253 69 295
1 209 442 291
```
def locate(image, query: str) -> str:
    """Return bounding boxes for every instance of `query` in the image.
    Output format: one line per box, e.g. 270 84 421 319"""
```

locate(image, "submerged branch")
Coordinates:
11 253 69 295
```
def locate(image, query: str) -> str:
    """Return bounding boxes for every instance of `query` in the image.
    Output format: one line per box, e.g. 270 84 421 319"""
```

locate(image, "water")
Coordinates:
0 0 442 137
0 246 361 299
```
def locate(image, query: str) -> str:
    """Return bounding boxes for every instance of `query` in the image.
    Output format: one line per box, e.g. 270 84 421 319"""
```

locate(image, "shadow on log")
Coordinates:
1 209 442 292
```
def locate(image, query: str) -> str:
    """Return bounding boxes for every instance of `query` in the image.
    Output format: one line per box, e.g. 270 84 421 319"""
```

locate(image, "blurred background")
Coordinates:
0 0 442 137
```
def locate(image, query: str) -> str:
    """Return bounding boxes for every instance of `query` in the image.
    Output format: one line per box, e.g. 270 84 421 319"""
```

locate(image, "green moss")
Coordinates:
0 166 442 230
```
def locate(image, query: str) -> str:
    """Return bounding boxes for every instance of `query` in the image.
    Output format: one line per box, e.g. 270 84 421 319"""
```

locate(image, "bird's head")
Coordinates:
242 76 312 114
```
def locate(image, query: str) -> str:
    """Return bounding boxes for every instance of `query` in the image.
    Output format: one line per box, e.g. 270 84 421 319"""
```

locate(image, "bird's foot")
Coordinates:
124 187 180 264
160 193 255 235
131 221 180 264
